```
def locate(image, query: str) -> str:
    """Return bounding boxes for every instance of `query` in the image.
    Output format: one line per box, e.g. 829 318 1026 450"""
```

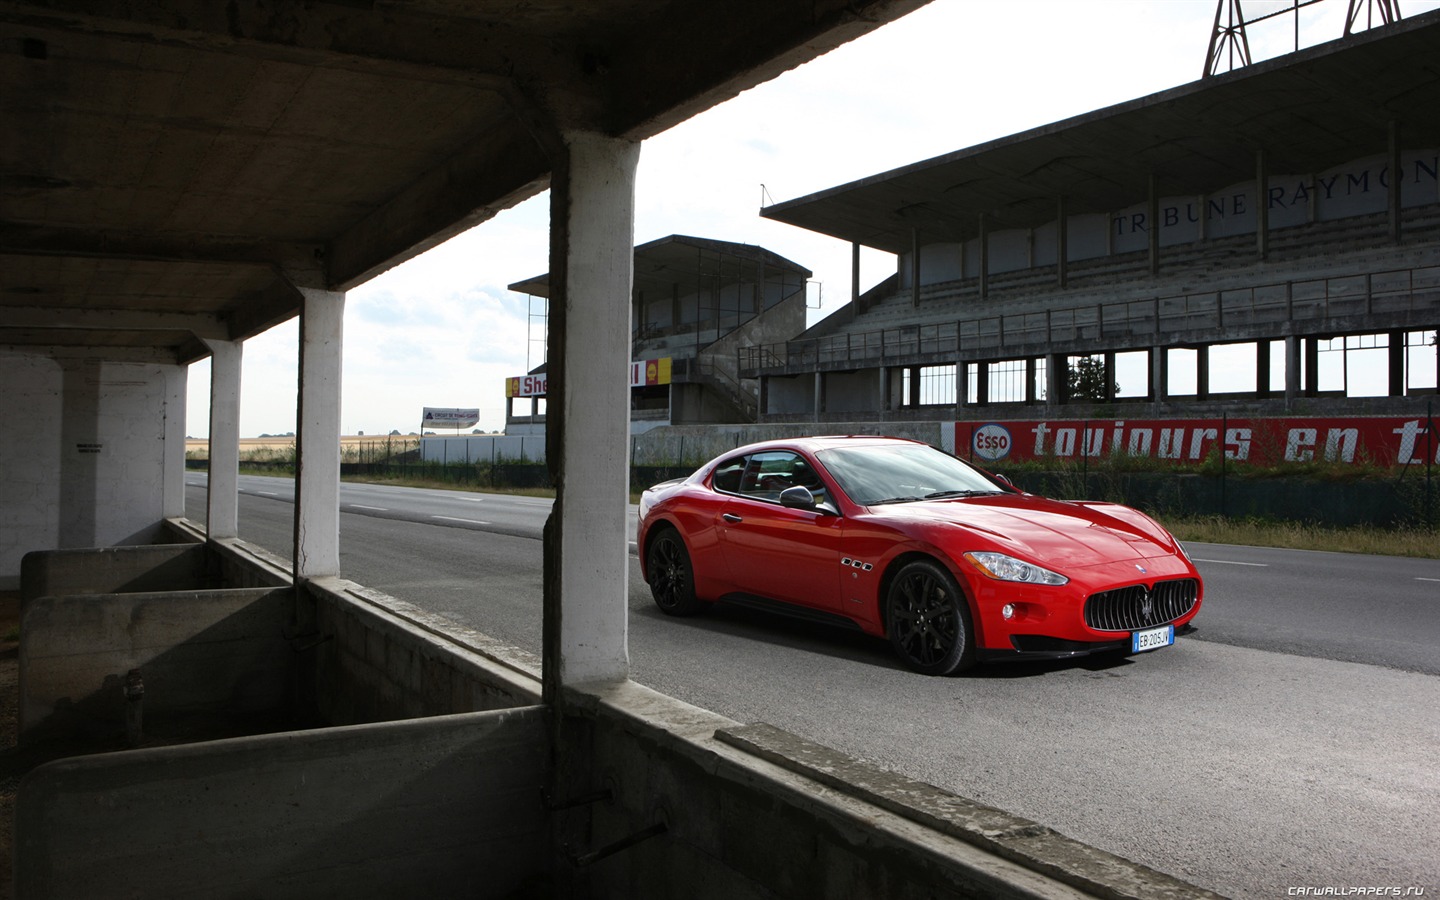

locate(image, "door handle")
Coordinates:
722 513 743 523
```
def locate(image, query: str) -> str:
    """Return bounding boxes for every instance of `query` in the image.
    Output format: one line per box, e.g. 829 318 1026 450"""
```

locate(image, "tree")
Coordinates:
1066 355 1118 402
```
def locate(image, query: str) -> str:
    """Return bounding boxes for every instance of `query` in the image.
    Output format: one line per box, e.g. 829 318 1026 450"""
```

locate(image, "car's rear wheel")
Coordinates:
885 559 975 675
646 527 703 616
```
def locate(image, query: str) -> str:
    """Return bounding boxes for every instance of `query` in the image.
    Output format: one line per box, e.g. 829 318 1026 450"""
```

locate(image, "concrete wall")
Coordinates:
421 433 547 464
553 681 1216 900
823 369 881 413
19 586 294 742
306 578 543 726
13 539 1218 900
0 353 62 591
17 706 551 900
20 543 215 602
0 352 188 589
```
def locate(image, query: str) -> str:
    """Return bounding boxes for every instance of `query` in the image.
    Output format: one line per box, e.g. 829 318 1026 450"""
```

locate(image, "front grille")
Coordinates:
1084 578 1199 632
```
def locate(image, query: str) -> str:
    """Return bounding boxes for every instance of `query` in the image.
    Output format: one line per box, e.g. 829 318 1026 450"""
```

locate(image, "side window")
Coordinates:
713 451 830 507
711 456 746 495
739 451 827 504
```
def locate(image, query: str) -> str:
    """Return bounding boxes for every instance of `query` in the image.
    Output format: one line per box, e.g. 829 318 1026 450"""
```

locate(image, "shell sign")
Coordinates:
506 358 671 398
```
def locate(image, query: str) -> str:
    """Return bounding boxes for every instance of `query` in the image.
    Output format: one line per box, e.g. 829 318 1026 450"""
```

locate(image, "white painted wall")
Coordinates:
0 352 184 588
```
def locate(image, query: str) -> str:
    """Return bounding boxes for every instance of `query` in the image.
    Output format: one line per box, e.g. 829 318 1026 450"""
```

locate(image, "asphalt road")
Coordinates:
187 474 1440 900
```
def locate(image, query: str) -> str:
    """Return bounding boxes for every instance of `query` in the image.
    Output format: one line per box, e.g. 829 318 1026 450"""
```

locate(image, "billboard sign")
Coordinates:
421 407 480 429
958 416 1437 468
507 358 672 398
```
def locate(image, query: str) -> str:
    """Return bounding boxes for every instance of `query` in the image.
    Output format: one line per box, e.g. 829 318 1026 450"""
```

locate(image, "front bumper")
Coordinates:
976 622 1199 663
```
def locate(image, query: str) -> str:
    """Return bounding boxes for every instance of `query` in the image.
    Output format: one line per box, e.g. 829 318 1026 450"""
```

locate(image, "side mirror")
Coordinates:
779 485 817 511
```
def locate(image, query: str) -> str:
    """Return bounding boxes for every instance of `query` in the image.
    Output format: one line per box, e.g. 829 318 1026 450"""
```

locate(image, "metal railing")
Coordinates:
739 264 1440 374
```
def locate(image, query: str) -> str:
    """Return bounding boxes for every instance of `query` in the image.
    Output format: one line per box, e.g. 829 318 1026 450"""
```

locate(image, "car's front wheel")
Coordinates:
885 559 975 675
646 526 703 616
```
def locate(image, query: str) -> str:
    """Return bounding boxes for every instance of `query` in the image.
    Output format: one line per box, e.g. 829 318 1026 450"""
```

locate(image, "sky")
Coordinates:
184 0 1440 439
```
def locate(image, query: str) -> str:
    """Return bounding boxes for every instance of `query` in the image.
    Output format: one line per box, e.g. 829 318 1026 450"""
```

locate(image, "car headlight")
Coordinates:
963 551 1068 586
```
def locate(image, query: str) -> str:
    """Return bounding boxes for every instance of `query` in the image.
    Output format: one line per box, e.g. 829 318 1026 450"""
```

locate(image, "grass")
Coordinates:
1163 515 1438 558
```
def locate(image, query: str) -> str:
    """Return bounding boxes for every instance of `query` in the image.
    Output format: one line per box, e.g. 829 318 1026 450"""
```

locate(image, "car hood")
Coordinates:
868 494 1181 568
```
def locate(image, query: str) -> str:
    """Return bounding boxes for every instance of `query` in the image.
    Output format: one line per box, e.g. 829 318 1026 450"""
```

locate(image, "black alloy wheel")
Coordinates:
886 559 975 675
646 527 703 616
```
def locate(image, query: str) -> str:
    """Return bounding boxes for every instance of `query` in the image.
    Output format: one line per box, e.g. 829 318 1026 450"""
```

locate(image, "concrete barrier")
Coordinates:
16 706 550 899
20 543 214 602
306 578 543 725
19 586 294 743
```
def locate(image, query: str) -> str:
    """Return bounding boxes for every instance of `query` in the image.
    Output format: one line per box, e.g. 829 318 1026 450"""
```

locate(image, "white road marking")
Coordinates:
1417 577 1440 583
1193 558 1268 567
257 491 278 497
349 505 388 511
432 515 490 525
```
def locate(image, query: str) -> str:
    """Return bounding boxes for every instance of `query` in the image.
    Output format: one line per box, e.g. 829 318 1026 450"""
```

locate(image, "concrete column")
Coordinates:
978 213 989 301
1153 347 1167 403
1256 149 1269 260
1285 335 1301 402
1148 174 1160 275
878 366 889 414
543 131 639 692
204 339 243 540
813 371 824 422
1388 330 1405 397
910 228 920 308
1056 195 1068 288
1388 121 1402 243
851 241 862 321
294 287 345 580
162 363 188 520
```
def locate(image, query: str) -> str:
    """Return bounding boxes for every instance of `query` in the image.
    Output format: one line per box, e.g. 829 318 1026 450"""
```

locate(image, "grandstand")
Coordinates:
753 10 1440 427
504 234 811 434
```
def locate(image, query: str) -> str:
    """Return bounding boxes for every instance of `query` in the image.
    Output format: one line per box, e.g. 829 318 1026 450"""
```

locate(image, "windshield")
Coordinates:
816 443 1007 506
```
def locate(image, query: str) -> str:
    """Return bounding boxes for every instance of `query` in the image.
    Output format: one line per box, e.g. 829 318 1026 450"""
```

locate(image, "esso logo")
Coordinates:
972 424 1012 462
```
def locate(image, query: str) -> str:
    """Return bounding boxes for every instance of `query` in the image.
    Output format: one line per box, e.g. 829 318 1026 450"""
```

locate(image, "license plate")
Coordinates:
1131 625 1174 653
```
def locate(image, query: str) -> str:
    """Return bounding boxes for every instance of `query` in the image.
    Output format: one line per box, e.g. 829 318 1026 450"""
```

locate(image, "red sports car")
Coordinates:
637 435 1203 675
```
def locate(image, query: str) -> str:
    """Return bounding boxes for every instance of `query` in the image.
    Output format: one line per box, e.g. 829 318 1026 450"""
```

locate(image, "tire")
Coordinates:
646 527 704 616
885 559 975 675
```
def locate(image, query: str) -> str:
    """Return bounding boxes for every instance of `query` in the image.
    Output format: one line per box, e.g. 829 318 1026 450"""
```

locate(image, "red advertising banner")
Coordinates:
957 416 1438 468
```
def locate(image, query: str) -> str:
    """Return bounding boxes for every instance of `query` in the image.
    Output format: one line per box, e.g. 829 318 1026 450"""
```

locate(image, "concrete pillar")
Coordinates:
1285 335 1301 402
910 228 920 308
1056 195 1068 288
163 363 188 520
878 366 889 414
204 339 243 540
1151 347 1166 403
978 213 989 301
1388 330 1405 397
294 287 345 580
851 241 861 321
1256 149 1269 261
813 371 824 422
1388 121 1402 243
1148 174 1160 275
543 131 639 692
